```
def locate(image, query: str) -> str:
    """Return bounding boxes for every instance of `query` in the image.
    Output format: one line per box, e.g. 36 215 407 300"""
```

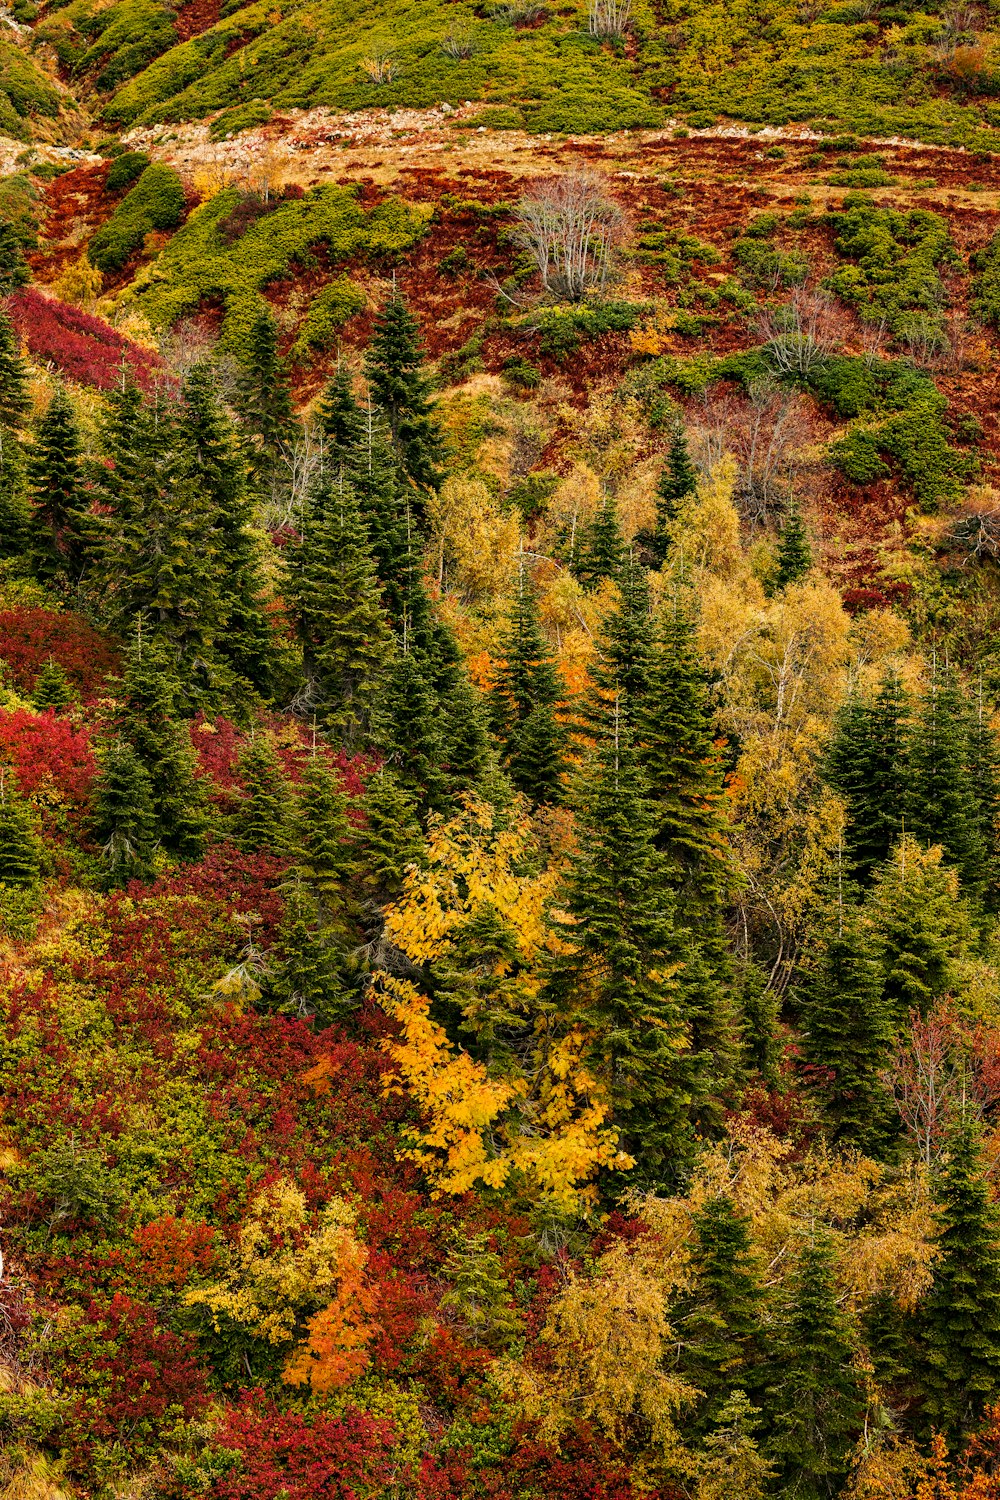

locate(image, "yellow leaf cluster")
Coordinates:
184 1178 368 1347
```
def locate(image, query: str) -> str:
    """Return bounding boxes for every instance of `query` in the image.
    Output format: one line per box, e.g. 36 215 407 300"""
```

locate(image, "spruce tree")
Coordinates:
638 603 730 914
642 426 698 567
917 1115 1000 1439
0 422 28 560
0 308 29 429
351 765 423 906
546 715 696 1188
268 876 352 1023
28 383 91 588
765 1236 866 1500
740 962 782 1089
580 490 625 590
366 292 443 499
315 365 366 462
91 739 157 889
235 734 295 858
824 673 909 883
179 364 274 693
489 571 567 804
907 668 986 897
968 683 1000 903
32 660 74 712
592 558 655 727
293 755 357 938
237 309 295 480
772 504 812 591
284 473 395 750
381 646 448 814
0 777 39 887
115 636 208 860
430 902 527 1068
0 217 30 298
348 410 411 613
675 1195 769 1432
865 837 973 1028
795 892 894 1153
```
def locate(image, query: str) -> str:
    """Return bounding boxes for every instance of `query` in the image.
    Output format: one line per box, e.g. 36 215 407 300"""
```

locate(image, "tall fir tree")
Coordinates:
545 714 697 1189
579 490 625 590
489 570 567 804
675 1194 769 1432
641 426 698 567
28 383 91 589
351 765 423 907
91 739 157 889
907 667 986 898
740 961 782 1088
0 308 29 429
115 634 208 860
381 645 448 814
917 1115 1000 1439
0 217 30 297
178 364 274 693
235 733 295 858
772 504 812 591
365 292 444 499
967 680 1000 903
292 754 356 927
0 775 40 887
237 309 296 493
593 558 655 726
765 1236 867 1500
285 472 395 750
865 837 973 1027
32 660 74 712
0 421 28 560
795 880 894 1153
315 365 366 462
824 672 909 883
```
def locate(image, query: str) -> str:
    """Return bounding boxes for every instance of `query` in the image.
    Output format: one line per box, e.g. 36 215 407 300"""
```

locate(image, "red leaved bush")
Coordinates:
0 606 119 698
132 1215 217 1292
57 1293 208 1469
0 707 96 810
189 1398 399 1499
7 288 169 392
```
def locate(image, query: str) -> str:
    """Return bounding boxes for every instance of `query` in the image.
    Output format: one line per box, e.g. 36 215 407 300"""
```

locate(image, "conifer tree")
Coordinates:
293 755 357 936
772 504 812 591
0 422 28 560
424 615 488 793
430 902 527 1069
865 837 973 1027
676 1195 769 1432
546 715 696 1188
824 673 909 883
593 557 654 725
489 571 567 804
32 660 74 712
351 766 423 906
642 426 698 567
968 683 1000 903
740 962 782 1088
917 1115 1000 1438
237 309 295 479
795 888 894 1152
179 364 274 692
0 775 39 887
0 308 29 429
348 410 411 611
268 877 351 1022
284 473 395 750
908 668 986 897
315 365 366 462
115 635 208 860
28 383 91 588
235 734 295 858
638 604 730 914
580 490 625 590
0 217 30 297
381 646 448 814
366 292 444 498
765 1236 866 1500
91 739 157 889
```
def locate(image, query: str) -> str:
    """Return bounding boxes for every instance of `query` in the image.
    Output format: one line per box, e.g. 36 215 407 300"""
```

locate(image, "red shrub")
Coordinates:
132 1216 217 1292
0 606 119 698
0 707 96 811
7 288 170 393
192 1398 398 1500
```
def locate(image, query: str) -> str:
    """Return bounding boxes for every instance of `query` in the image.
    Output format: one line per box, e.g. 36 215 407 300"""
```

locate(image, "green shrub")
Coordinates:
88 162 186 273
501 355 542 389
733 237 810 288
106 149 149 192
970 231 1000 327
208 99 273 141
823 194 957 337
290 275 365 359
133 183 427 353
527 300 646 360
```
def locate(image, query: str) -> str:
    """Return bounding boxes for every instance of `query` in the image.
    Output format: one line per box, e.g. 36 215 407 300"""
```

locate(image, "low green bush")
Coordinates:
823 194 957 339
527 300 647 360
970 231 1000 327
290 275 365 360
88 162 185 273
207 100 273 141
105 150 149 192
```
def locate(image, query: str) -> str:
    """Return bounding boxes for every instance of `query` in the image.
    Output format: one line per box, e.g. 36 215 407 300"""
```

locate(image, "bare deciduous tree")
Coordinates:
693 380 813 528
757 286 838 375
514 171 624 302
588 0 632 39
